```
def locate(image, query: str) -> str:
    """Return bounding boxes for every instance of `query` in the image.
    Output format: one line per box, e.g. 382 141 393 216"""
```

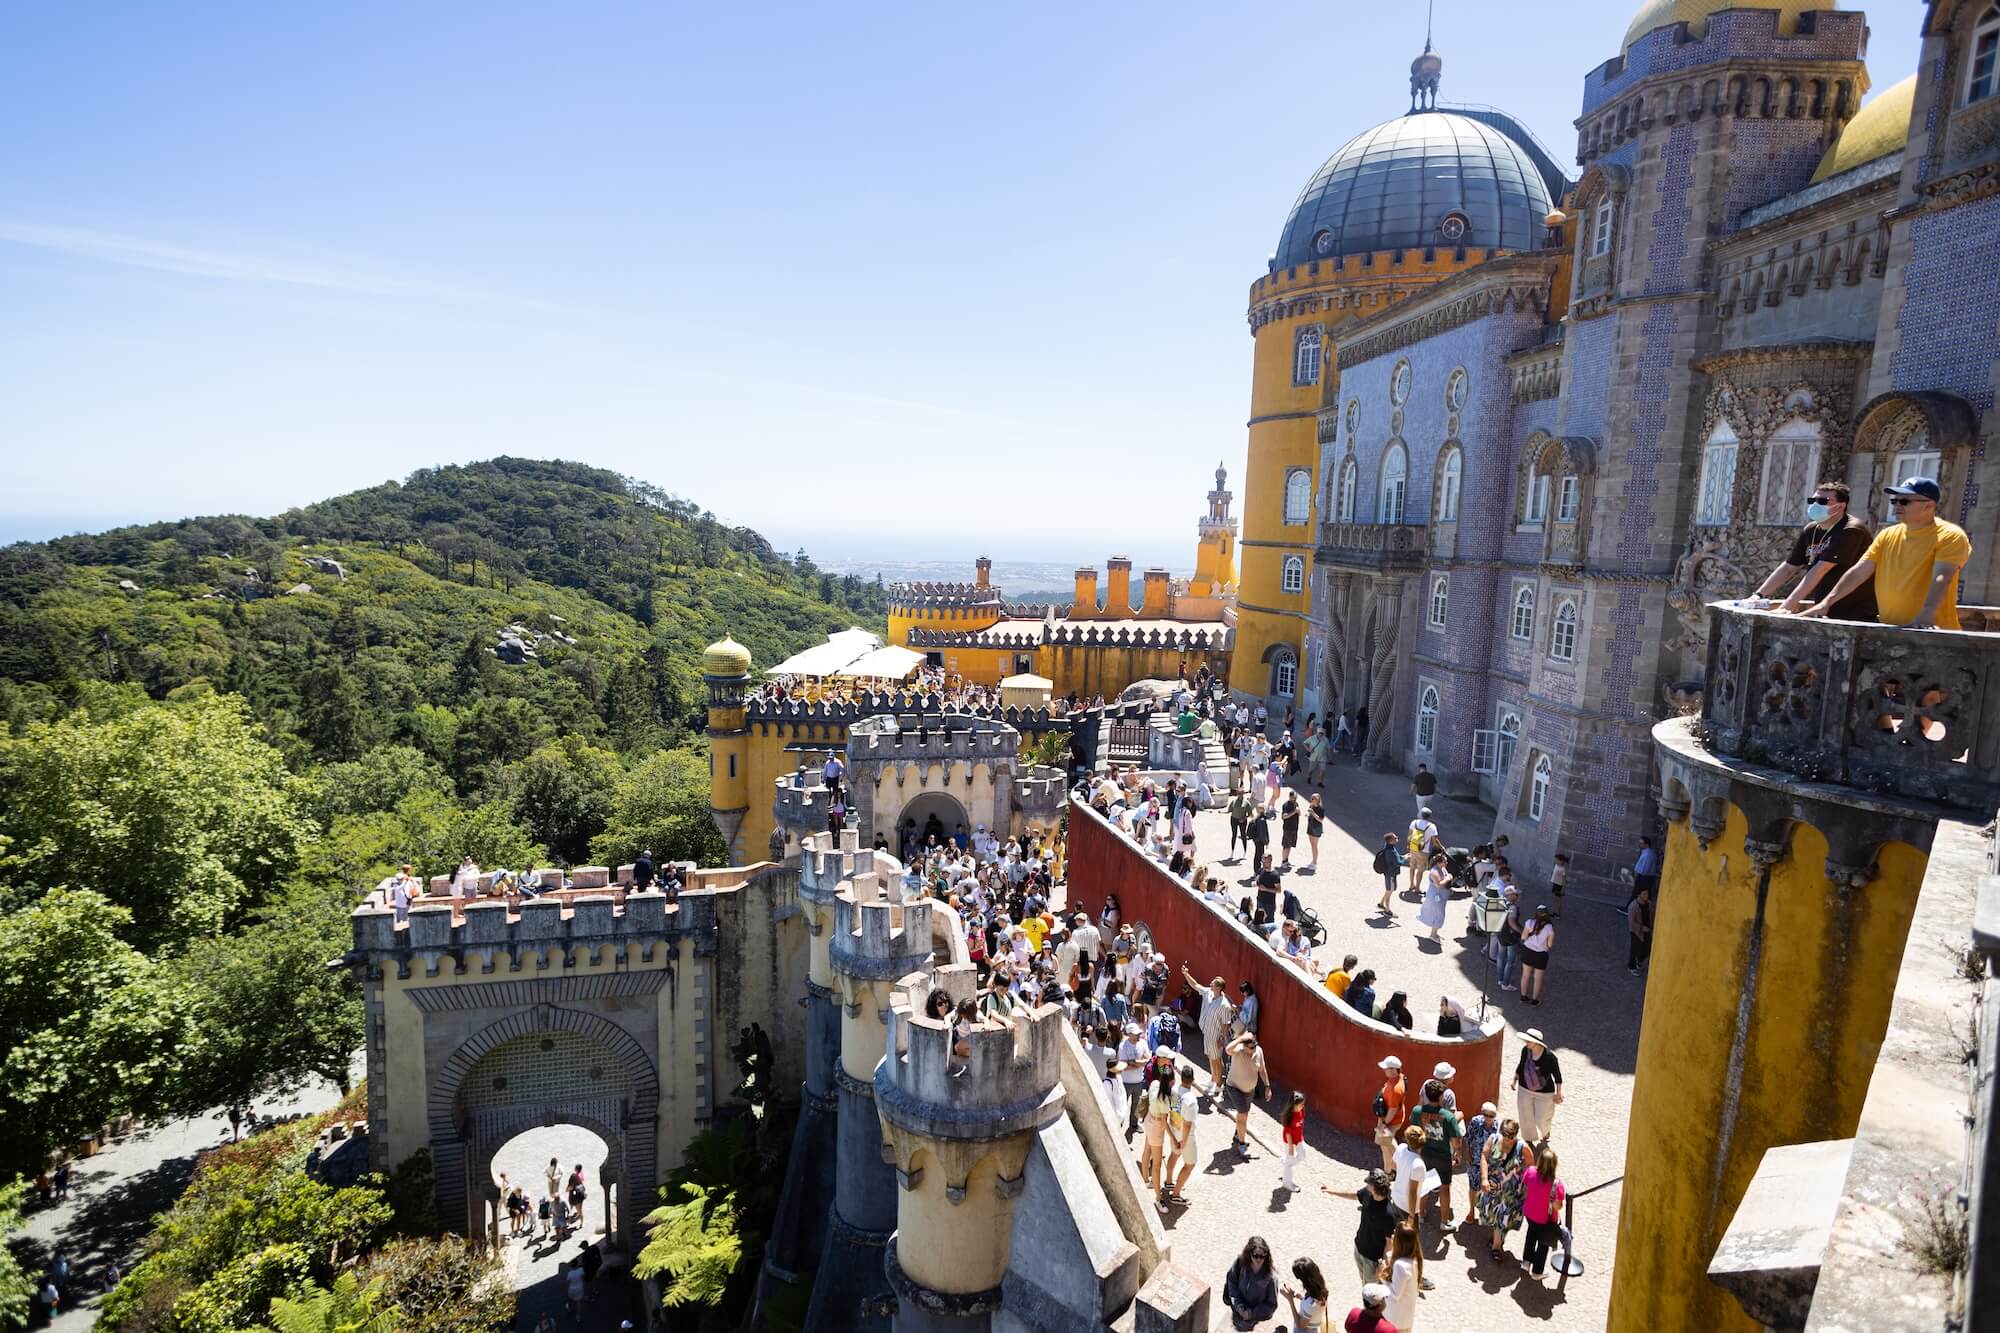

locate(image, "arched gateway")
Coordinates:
342 867 808 1254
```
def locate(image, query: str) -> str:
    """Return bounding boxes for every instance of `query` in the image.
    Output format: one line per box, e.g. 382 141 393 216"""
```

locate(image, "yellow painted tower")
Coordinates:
703 634 753 864
1189 462 1237 599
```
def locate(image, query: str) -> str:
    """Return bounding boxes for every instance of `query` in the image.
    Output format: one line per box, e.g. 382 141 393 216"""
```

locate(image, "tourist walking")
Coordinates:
1139 1063 1173 1196
1460 1100 1499 1223
1228 789 1253 859
1118 1021 1148 1139
1479 1119 1529 1261
1406 809 1439 892
1161 1066 1199 1207
1305 794 1325 868
1512 1029 1563 1144
1279 1090 1308 1192
1518 906 1556 1004
1321 1168 1396 1283
1410 763 1437 817
1628 881 1654 975
1520 1146 1568 1280
1184 969 1236 1097
1223 1032 1272 1157
1373 835 1405 916
1412 1080 1463 1232
1417 859 1450 943
1222 1237 1279 1328
1627 836 1659 912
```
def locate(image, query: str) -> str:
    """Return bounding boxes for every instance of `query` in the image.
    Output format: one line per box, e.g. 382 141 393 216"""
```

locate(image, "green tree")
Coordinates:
353 1237 513 1333
589 747 727 869
255 1272 395 1333
0 1180 36 1331
297 661 373 761
303 789 545 892
0 889 198 1178
449 696 550 798
636 1183 748 1315
310 745 450 824
500 736 620 864
0 695 316 951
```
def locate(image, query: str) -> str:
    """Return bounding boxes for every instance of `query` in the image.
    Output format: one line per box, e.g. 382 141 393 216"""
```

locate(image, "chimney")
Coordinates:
974 556 992 590
1142 568 1171 617
1106 557 1133 618
1073 567 1099 617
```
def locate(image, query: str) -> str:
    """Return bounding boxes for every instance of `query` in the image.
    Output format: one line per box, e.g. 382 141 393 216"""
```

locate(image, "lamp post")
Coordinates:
1472 888 1510 1023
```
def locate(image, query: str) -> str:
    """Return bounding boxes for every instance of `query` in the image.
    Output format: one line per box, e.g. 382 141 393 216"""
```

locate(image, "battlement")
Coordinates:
877 975 1066 1141
345 883 725 977
848 713 1021 762
746 691 1076 731
798 830 881 904
773 770 832 836
1016 765 1068 820
887 581 1005 610
831 872 934 979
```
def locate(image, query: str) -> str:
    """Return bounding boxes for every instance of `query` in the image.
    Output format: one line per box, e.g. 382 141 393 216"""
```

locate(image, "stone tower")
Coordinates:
1190 463 1237 599
877 976 1066 1332
1608 603 1995 1329
804 843 939 1331
703 635 753 864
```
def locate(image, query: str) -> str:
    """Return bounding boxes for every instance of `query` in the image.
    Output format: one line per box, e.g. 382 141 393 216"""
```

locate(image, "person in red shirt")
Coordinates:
1279 1091 1308 1192
1344 1283 1396 1332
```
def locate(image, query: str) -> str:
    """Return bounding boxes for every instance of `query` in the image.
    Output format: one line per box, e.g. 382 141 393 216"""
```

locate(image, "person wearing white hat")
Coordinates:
1511 1028 1564 1146
1347 1281 1395 1332
1372 1056 1406 1173
1430 1061 1458 1112
1117 1020 1148 1139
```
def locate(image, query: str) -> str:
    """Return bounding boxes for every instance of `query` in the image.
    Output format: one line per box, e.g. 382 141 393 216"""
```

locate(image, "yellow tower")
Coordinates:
1190 462 1237 598
1609 605 1973 1330
703 634 752 864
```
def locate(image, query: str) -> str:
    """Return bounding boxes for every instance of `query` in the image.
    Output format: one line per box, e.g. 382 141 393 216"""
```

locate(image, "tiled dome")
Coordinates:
1810 72 1915 183
1272 112 1554 270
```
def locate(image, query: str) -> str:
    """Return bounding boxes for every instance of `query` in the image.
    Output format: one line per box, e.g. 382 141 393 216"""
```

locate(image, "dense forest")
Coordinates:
0 459 887 1326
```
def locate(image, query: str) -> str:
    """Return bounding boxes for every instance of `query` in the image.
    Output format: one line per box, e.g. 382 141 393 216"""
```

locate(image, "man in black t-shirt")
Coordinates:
1254 856 1283 923
1754 479 1876 621
1321 1168 1397 1284
1410 763 1437 817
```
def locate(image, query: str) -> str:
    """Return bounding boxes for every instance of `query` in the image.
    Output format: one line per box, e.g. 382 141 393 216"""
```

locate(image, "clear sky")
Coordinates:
0 3 1920 566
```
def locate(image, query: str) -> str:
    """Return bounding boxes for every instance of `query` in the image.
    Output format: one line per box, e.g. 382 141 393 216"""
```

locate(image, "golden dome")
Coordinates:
1810 73 1916 183
702 634 752 677
1624 0 1835 52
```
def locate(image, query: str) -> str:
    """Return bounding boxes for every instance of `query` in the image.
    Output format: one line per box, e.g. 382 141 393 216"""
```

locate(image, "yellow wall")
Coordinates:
739 717 848 865
1231 247 1493 697
886 600 1006 648
1608 808 1929 1331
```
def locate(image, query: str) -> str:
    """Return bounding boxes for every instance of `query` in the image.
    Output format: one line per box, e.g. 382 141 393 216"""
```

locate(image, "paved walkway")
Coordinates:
491 1126 641 1332
1112 753 1643 1331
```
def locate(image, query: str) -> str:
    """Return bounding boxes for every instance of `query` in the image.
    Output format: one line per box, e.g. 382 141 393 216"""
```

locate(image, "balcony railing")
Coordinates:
1699 600 2000 812
1315 522 1427 572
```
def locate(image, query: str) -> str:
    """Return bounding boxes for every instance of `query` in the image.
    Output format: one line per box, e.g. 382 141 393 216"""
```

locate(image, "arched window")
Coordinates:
1529 754 1553 822
1283 469 1313 524
1551 599 1579 662
1696 422 1739 526
1379 445 1408 523
1968 4 2000 104
1759 419 1823 526
1438 448 1463 522
1417 685 1440 752
1428 575 1449 628
1273 649 1297 697
1293 326 1323 386
1281 555 1305 594
1511 584 1536 641
1497 710 1521 778
1335 457 1358 523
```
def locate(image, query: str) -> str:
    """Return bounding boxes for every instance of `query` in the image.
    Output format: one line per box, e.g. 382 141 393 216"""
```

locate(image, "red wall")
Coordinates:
1066 800 1503 1136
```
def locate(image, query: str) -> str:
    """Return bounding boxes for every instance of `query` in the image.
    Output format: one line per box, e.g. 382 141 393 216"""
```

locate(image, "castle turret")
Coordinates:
974 556 991 590
1190 463 1237 598
1105 557 1133 618
1141 568 1171 617
1072 567 1099 618
703 635 752 864
877 977 1066 1332
800 840 937 1330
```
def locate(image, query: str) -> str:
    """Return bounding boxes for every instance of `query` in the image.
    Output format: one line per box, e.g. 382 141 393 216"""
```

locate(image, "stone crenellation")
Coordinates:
876 974 1066 1140
830 872 933 980
905 624 1231 651
886 582 1004 611
745 691 1076 731
348 890 701 977
847 713 1020 762
798 830 877 904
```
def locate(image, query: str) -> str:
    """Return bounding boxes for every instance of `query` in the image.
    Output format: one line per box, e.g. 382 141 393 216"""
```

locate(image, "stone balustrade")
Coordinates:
1314 521 1427 572
1699 600 2000 812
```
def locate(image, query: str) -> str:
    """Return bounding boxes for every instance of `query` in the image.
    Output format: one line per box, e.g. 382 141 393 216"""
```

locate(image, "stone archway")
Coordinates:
428 1004 661 1253
896 790 972 855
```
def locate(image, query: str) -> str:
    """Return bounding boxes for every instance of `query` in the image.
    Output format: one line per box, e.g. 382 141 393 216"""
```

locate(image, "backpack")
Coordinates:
1373 845 1394 875
538 1199 550 1220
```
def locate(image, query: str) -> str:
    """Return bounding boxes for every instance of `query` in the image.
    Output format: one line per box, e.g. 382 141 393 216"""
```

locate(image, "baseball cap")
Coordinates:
1884 476 1942 502
1378 1055 1402 1071
1361 1283 1391 1308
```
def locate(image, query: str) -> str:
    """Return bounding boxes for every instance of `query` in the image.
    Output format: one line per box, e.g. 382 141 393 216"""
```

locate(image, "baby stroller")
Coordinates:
1440 846 1478 890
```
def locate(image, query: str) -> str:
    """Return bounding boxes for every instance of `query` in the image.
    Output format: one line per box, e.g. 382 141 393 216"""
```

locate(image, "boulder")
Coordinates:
117 579 140 592
284 582 313 596
304 556 347 581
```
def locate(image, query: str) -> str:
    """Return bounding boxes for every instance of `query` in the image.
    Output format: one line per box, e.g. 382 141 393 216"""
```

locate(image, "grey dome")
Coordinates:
1272 111 1554 270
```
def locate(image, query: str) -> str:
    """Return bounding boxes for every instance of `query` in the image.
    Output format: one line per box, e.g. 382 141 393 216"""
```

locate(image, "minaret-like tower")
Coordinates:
702 635 752 864
878 979 1066 1332
1191 462 1238 598
804 846 938 1331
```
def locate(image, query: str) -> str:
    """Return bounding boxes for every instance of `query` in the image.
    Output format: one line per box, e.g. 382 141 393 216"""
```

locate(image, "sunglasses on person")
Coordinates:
1888 496 1925 507
1806 493 1839 504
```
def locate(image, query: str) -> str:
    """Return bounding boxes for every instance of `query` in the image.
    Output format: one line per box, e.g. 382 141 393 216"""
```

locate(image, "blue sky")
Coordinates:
0 3 1920 565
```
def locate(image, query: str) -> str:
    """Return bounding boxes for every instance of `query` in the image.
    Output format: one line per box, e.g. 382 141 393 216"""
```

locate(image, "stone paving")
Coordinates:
491 1126 641 1331
1106 753 1644 1331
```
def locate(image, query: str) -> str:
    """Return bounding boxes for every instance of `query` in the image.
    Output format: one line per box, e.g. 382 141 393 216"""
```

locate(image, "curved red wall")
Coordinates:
1065 800 1503 1136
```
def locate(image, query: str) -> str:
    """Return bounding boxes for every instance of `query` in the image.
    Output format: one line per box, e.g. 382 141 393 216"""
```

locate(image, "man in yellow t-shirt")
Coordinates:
1323 953 1356 998
1801 477 1971 629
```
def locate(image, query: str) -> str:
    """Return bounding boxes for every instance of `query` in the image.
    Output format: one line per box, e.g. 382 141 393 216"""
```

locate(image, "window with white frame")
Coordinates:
1893 440 1942 488
1282 556 1305 594
1438 449 1463 521
1497 710 1521 778
1759 420 1824 526
1524 472 1552 526
1293 326 1323 386
1510 584 1536 640
1969 4 2000 104
1428 575 1448 628
1591 197 1614 258
1551 599 1579 662
1284 468 1313 524
1471 728 1498 774
1273 650 1297 697
1556 474 1580 522
1336 457 1358 523
1417 685 1440 752
1379 444 1408 523
1529 753 1553 821
1697 422 1739 526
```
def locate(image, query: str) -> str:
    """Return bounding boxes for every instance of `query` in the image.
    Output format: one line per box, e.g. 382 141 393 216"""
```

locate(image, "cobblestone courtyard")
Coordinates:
1102 754 1644 1331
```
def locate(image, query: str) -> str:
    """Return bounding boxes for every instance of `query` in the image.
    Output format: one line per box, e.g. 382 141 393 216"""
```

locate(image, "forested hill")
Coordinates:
0 456 885 759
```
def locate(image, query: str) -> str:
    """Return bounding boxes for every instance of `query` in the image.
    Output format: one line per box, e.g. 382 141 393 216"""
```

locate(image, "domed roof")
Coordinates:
1273 112 1554 269
1623 0 1836 52
1810 73 1915 183
702 635 752 677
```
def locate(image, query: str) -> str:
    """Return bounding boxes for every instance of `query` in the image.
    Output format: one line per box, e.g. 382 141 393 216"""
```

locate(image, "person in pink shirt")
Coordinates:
1519 1146 1567 1280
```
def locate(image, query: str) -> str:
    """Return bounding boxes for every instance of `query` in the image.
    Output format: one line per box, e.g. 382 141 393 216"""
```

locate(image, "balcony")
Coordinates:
1314 521 1426 573
1699 600 2000 812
